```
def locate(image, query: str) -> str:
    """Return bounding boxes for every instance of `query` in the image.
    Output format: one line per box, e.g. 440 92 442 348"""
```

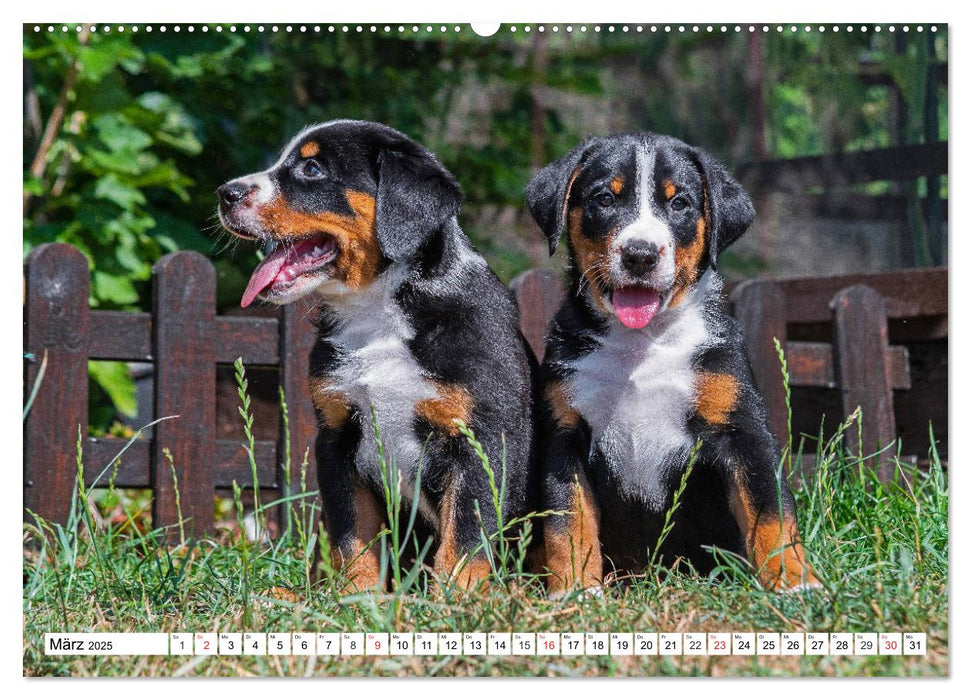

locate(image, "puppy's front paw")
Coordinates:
548 585 604 602
783 579 826 595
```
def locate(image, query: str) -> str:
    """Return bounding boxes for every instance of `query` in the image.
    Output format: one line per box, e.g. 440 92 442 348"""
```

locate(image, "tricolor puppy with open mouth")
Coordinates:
218 120 536 592
526 132 819 597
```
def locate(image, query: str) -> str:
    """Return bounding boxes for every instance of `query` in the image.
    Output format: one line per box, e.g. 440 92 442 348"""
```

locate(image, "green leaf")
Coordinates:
76 36 145 83
93 113 152 154
88 361 138 418
83 148 153 176
92 270 139 305
94 174 146 210
23 177 44 196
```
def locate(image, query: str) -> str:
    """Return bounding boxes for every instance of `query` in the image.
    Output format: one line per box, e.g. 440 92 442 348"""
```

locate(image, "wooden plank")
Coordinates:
831 285 898 481
219 441 280 489
23 244 91 525
152 252 217 538
779 268 947 324
277 301 321 533
88 311 152 360
81 438 150 488
88 312 280 365
730 279 789 450
509 268 565 364
738 141 947 192
726 268 947 325
786 341 911 390
77 438 278 489
214 316 280 365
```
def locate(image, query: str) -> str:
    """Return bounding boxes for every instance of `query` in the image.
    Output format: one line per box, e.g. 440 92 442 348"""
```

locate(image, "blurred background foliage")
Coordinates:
23 24 947 423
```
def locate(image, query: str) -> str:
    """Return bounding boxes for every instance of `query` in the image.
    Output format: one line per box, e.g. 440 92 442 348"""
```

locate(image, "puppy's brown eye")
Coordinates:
301 160 323 178
670 195 689 211
595 192 615 207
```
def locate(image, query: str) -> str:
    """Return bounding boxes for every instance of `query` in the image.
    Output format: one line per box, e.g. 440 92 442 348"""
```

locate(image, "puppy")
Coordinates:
526 133 819 597
218 120 535 592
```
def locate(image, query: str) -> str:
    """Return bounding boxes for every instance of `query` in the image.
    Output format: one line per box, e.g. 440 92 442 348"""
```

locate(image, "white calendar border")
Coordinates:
8 1 962 693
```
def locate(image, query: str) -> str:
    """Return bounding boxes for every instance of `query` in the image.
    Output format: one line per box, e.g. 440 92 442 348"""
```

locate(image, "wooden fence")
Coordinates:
23 243 947 536
24 243 319 537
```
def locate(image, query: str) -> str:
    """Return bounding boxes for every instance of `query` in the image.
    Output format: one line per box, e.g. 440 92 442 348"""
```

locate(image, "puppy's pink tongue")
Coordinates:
241 247 288 308
612 286 661 329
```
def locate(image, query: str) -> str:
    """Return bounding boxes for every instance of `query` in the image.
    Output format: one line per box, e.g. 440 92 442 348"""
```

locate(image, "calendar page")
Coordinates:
21 10 949 680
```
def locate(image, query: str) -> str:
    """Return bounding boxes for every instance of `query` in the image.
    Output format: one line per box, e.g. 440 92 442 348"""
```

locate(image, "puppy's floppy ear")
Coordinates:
526 140 594 256
375 137 462 262
691 147 755 270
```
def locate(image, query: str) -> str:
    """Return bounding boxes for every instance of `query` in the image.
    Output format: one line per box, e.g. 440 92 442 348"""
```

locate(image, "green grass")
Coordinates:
22 362 948 677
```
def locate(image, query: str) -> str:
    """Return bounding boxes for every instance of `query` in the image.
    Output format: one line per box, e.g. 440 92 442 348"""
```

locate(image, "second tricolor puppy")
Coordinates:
526 133 819 597
218 120 535 592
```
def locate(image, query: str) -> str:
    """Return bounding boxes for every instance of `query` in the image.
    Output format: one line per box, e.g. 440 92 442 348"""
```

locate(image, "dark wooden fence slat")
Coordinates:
779 267 946 324
89 311 152 360
509 268 565 364
219 443 279 490
730 279 789 450
82 438 150 487
725 268 947 325
24 244 91 525
84 438 277 489
831 285 898 481
785 342 836 388
214 316 280 365
89 312 281 365
277 302 320 531
786 341 911 390
152 252 217 538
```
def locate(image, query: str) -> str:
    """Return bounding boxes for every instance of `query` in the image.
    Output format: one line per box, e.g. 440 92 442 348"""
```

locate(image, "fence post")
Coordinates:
24 244 91 526
730 279 789 452
831 285 897 480
278 302 320 533
152 252 216 539
509 268 564 364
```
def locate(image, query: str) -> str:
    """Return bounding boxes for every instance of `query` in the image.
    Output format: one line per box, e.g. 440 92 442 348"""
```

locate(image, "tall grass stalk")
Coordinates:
646 439 700 576
232 479 252 628
23 349 48 419
234 357 265 539
278 386 293 540
456 419 511 584
163 447 186 547
371 406 427 602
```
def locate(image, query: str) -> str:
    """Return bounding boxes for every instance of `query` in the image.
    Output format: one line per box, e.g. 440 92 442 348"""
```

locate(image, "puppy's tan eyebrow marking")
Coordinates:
300 141 320 158
610 176 624 195
663 180 677 200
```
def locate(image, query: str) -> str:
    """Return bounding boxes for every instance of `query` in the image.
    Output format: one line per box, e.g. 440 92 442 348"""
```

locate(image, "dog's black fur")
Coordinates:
219 120 536 591
526 133 818 596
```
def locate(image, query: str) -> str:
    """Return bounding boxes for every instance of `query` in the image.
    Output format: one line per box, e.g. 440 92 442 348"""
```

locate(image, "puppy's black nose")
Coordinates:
621 240 660 277
218 181 256 207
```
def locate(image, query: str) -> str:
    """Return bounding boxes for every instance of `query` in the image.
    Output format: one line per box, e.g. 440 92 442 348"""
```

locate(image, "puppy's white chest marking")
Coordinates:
321 272 437 514
564 293 709 510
